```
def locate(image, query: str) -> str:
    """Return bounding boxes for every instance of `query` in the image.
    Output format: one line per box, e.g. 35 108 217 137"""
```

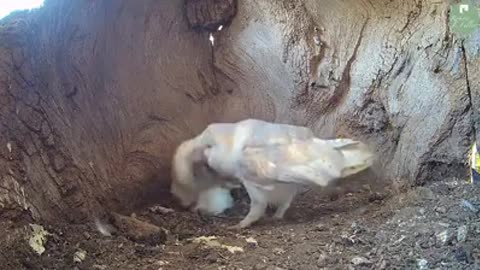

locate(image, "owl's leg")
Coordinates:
233 200 267 229
272 199 293 220
272 191 296 219
230 181 267 229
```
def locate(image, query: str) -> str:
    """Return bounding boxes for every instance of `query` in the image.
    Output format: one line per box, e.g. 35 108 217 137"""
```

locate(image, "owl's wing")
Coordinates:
232 119 315 150
236 138 375 187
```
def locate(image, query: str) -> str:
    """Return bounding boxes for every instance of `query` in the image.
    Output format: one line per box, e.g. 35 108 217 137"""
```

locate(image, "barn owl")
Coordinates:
170 119 314 214
170 119 375 229
202 120 375 229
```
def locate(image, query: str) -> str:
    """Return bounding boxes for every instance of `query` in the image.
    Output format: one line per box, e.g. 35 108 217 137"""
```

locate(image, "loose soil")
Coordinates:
1 178 480 270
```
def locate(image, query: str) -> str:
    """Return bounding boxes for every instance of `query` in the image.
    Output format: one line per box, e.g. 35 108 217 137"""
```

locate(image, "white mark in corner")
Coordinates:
6 142 12 153
460 4 469 14
209 33 215 46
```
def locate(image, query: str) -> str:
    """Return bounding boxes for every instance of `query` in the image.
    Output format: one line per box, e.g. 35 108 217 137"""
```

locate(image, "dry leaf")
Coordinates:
28 224 50 256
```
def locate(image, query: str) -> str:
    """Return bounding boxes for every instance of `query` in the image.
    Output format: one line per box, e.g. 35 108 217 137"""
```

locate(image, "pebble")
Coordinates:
419 237 433 249
83 232 91 239
245 237 258 247
73 249 87 263
368 192 385 202
155 261 169 266
457 225 468 242
315 223 326 231
351 256 372 266
317 254 327 267
253 263 267 270
351 222 363 233
436 229 453 246
273 248 285 255
417 259 428 270
435 206 447 214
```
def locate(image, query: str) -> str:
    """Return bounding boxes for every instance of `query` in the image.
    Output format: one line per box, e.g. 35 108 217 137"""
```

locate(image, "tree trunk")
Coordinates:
0 0 477 222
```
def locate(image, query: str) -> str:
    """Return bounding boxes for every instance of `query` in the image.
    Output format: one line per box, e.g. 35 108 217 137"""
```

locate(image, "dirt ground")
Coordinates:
1 177 480 270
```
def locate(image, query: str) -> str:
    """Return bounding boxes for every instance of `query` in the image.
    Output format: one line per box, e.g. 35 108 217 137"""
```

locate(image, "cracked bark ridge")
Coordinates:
213 0 476 187
0 0 477 222
0 14 94 222
185 0 237 31
0 0 229 222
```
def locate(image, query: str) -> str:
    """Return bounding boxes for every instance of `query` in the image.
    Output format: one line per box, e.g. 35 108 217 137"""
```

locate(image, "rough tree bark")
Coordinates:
0 0 477 223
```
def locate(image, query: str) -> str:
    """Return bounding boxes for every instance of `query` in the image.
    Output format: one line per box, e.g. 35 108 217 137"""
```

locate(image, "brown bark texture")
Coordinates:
0 0 477 222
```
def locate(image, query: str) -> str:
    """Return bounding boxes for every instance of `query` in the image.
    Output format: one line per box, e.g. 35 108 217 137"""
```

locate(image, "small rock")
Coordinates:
436 229 453 246
317 254 327 267
273 248 285 255
315 223 326 231
435 206 447 214
245 237 258 247
73 249 87 263
341 234 356 246
155 260 169 266
457 225 468 242
419 238 433 249
110 212 167 246
253 263 267 270
149 205 175 214
351 222 365 234
417 259 428 270
351 256 371 266
418 208 426 215
83 232 91 239
351 222 358 230
368 192 385 202
92 265 107 270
